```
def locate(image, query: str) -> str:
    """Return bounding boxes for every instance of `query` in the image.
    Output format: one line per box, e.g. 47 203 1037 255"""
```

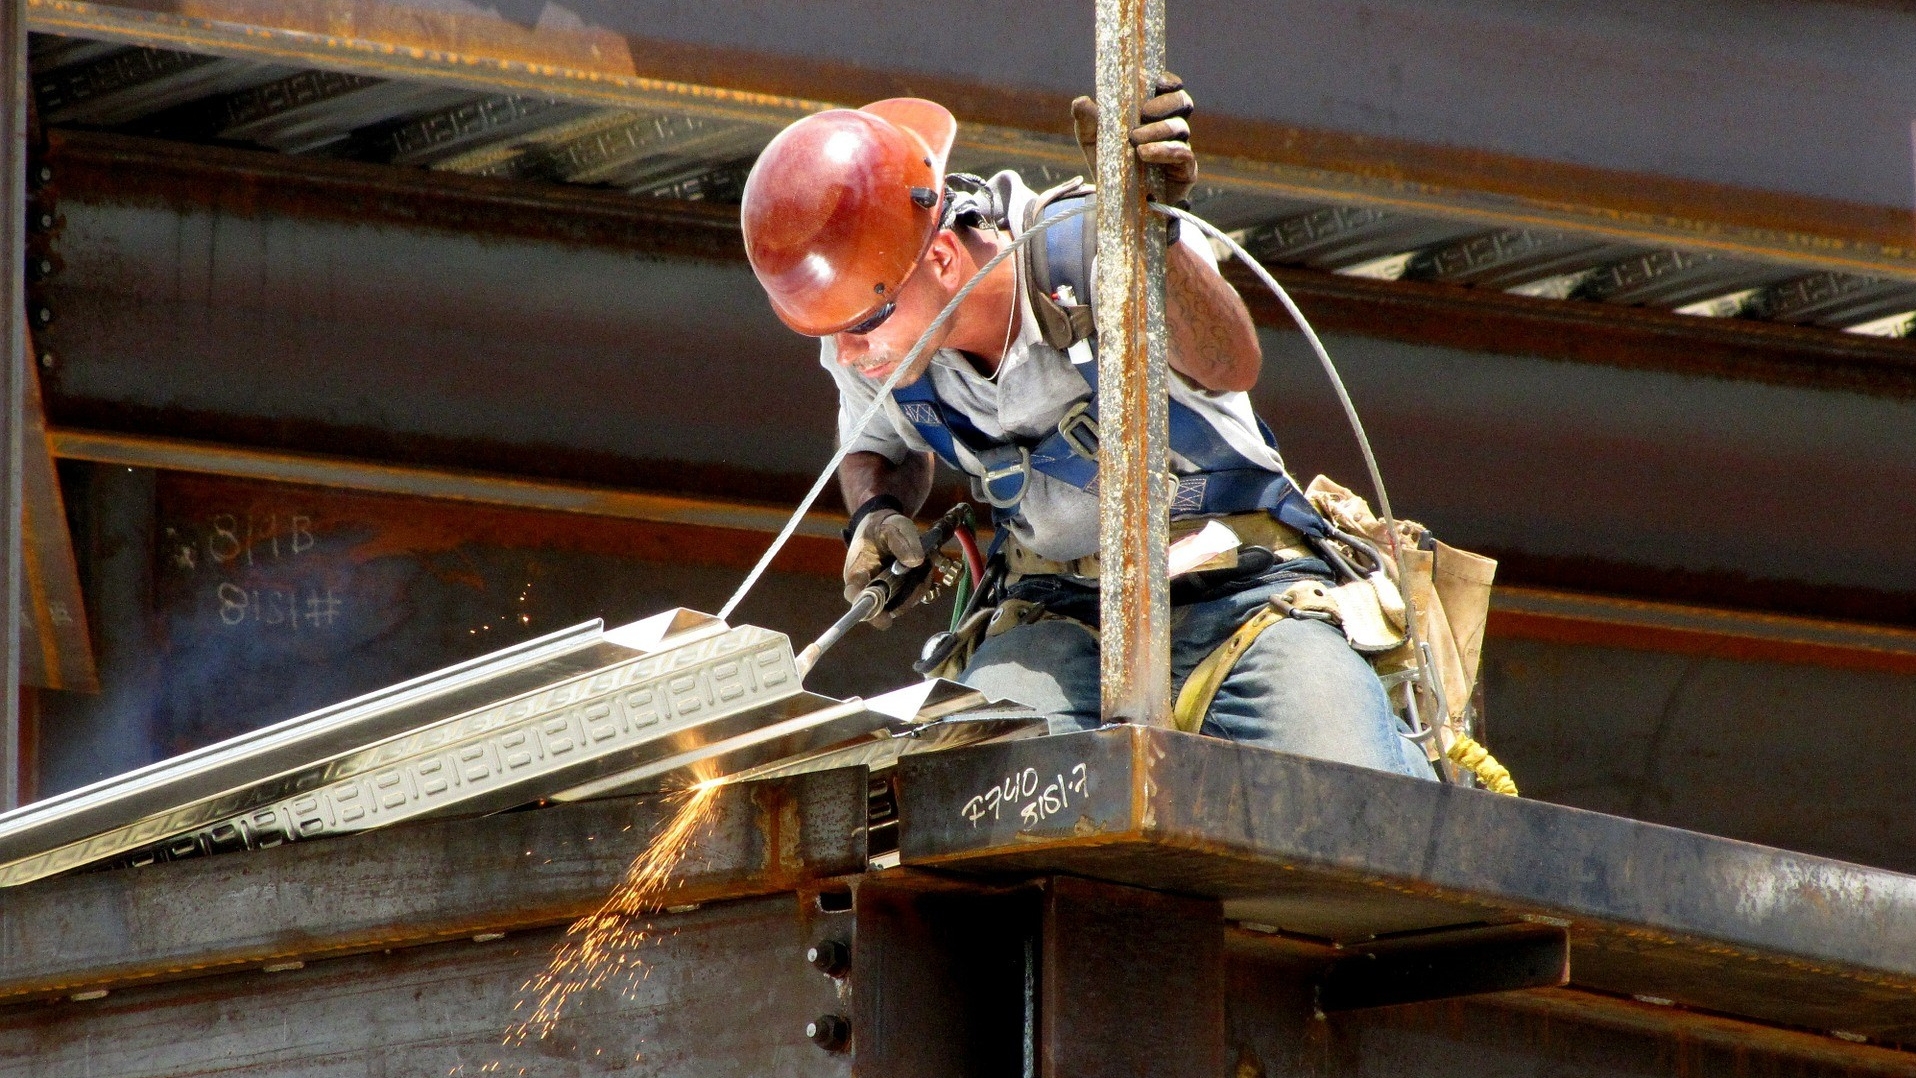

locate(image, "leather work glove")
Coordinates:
843 508 926 630
1071 72 1198 206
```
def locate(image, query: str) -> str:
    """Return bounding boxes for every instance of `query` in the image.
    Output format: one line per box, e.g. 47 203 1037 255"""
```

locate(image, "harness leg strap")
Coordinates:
1171 605 1285 734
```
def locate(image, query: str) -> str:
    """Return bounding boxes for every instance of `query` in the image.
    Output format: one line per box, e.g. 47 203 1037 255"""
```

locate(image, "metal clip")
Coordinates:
1057 403 1100 460
980 446 1032 509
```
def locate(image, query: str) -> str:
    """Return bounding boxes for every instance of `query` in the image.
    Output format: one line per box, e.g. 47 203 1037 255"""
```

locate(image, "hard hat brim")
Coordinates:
859 98 956 177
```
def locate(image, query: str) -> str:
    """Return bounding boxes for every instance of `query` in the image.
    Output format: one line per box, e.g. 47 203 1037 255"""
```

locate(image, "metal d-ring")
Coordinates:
981 446 1032 509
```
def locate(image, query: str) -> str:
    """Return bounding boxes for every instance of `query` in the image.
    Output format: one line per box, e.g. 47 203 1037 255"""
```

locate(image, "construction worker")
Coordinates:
739 83 1434 780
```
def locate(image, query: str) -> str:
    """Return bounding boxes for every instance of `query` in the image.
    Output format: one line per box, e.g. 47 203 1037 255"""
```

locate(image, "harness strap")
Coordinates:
1172 604 1286 733
890 182 1329 536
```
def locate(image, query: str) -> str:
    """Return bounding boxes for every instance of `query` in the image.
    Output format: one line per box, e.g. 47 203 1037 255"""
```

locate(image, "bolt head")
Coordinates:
806 938 850 976
806 1014 849 1051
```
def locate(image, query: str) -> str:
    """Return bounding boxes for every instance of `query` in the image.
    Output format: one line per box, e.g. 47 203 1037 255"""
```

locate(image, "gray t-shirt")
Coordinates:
822 171 1290 562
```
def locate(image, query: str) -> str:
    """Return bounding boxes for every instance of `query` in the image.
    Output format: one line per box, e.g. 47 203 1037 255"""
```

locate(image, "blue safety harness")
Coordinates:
891 190 1329 538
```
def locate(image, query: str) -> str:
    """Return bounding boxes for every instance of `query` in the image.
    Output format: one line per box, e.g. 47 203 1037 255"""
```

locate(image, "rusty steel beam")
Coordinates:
25 0 830 126
47 128 747 262
49 427 846 541
896 726 1916 1044
48 426 1916 682
1092 0 1169 728
1225 930 1916 1078
0 0 22 808
0 766 867 1003
47 129 1916 403
1495 986 1916 1076
25 0 1916 283
7 865 1909 1077
0 892 855 1078
18 344 92 691
1488 587 1916 678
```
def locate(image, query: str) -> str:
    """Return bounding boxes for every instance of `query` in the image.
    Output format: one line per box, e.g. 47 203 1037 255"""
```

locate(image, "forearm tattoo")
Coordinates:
1164 251 1260 390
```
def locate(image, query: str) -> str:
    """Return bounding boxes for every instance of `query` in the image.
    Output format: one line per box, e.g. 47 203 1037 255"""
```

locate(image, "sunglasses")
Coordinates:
843 301 897 336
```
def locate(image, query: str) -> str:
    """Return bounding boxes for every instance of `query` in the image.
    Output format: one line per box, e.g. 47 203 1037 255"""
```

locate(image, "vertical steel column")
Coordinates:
1093 0 1171 726
1041 876 1224 1077
0 0 21 808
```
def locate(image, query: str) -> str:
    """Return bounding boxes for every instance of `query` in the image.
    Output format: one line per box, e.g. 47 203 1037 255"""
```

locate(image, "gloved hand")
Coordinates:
843 508 926 630
1071 72 1197 205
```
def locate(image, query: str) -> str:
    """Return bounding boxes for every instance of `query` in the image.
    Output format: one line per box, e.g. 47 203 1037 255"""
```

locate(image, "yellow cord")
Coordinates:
1446 735 1519 796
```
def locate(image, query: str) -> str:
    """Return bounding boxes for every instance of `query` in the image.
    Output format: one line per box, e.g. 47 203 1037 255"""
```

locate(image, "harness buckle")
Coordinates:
1057 402 1100 461
980 445 1033 509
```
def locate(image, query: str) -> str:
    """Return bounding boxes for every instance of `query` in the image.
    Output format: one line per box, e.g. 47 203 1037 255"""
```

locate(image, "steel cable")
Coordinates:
719 198 1427 742
1151 201 1432 738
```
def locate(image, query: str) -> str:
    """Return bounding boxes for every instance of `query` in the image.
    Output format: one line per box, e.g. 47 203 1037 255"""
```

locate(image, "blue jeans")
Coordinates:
958 576 1436 779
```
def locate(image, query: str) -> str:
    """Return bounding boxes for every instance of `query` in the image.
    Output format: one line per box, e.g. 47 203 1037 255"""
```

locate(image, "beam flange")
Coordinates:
18 343 93 691
895 726 1916 1041
28 0 1916 282
1318 922 1570 1011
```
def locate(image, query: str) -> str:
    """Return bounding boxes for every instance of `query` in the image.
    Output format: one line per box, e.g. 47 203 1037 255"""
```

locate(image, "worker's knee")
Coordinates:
1199 617 1434 780
959 618 1102 733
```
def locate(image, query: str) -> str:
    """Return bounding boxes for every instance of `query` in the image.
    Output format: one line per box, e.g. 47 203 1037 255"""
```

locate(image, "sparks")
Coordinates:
503 784 721 1043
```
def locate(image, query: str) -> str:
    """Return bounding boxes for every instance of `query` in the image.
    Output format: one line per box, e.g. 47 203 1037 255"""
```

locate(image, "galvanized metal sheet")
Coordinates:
0 608 922 886
0 616 615 882
702 679 1047 789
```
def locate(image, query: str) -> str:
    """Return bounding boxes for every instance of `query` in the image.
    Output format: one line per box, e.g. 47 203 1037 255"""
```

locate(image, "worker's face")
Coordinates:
829 231 966 385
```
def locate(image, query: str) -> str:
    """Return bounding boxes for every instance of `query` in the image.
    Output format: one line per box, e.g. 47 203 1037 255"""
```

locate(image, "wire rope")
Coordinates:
1152 201 1433 734
717 197 1429 742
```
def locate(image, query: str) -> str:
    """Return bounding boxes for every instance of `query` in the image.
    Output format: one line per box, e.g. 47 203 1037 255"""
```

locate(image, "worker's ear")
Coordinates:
924 229 967 290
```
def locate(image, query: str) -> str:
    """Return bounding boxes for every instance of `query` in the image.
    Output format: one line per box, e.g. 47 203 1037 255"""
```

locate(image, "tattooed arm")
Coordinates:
1165 239 1262 392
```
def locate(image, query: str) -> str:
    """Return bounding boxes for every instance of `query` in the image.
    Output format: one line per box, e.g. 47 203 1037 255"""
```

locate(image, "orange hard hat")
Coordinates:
741 99 957 336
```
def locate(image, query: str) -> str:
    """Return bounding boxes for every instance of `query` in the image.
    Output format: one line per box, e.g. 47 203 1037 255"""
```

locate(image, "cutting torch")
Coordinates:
795 504 972 679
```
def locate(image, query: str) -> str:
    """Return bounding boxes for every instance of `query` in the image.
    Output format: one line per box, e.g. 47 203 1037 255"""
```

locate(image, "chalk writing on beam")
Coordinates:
205 513 315 567
216 584 344 631
169 512 318 573
958 762 1089 829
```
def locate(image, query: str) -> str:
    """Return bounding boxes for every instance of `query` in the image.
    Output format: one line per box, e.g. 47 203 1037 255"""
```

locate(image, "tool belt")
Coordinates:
926 484 1519 795
1002 512 1314 584
1170 476 1517 793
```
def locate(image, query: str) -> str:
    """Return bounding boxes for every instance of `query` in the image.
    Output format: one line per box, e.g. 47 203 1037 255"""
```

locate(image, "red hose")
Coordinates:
954 525 985 588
